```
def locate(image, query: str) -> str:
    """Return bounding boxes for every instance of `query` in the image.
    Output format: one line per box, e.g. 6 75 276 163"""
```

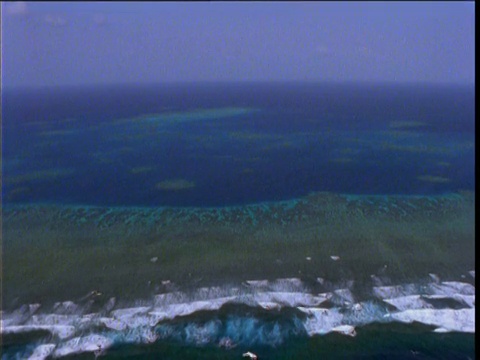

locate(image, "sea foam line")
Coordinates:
1 276 475 359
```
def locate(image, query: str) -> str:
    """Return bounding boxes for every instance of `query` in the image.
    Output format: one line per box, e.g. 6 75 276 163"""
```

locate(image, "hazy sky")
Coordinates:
1 1 475 87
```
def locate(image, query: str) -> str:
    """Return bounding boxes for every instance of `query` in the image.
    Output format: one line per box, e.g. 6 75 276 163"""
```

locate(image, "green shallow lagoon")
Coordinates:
2 191 474 308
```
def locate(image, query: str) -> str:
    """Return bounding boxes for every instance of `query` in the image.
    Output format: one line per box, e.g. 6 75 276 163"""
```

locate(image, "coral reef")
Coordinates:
2 191 474 307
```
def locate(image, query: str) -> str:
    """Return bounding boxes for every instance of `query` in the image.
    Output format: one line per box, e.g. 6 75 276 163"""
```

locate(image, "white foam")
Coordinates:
110 307 164 329
1 304 42 327
151 281 312 309
373 284 418 299
383 295 433 311
77 313 100 327
352 303 363 311
245 280 269 288
53 301 78 314
111 306 151 319
271 278 304 290
2 277 474 355
433 327 450 333
28 314 79 327
254 292 329 308
2 325 76 339
147 310 170 325
430 282 475 296
151 297 236 323
423 294 475 309
194 286 224 299
52 334 113 358
343 301 390 326
332 289 355 305
100 317 127 331
28 344 56 360
257 302 282 311
332 324 357 337
391 308 475 333
154 291 189 306
298 307 343 336
454 294 475 308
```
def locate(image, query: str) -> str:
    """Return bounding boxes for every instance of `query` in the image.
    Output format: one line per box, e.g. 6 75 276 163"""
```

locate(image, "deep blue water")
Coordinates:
2 82 475 207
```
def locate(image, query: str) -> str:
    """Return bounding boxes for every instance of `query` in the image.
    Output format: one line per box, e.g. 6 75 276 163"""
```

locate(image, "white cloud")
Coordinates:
5 1 28 16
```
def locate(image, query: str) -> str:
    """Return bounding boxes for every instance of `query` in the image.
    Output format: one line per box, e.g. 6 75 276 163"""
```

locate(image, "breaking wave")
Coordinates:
1 274 474 359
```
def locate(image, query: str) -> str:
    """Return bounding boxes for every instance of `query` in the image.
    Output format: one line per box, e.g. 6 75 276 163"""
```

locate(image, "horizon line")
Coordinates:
1 79 475 92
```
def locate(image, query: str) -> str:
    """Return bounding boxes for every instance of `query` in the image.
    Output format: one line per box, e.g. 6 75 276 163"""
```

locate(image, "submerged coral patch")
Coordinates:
155 179 196 191
389 121 427 129
3 168 76 185
130 166 156 174
417 175 451 183
116 107 257 126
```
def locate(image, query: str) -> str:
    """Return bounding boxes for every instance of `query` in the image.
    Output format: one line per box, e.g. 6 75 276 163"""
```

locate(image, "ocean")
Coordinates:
1 82 475 359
